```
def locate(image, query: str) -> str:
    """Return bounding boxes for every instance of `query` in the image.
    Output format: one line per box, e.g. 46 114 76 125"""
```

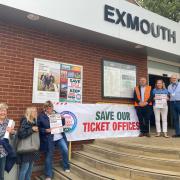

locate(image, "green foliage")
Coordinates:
137 0 180 22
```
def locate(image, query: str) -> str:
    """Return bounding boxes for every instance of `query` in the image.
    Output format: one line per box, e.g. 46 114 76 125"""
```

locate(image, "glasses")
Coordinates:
0 109 7 112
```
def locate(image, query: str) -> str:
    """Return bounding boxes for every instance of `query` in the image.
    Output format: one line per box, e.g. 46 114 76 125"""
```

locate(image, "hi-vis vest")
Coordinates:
134 86 152 106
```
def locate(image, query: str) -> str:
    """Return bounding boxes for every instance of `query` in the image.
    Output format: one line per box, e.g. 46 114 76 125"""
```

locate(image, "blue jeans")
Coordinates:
45 138 70 178
171 101 180 135
0 157 6 180
18 161 34 180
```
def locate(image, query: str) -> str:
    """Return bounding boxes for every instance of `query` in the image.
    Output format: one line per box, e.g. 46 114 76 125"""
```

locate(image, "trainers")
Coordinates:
155 133 161 137
65 169 70 173
163 132 169 138
45 178 51 180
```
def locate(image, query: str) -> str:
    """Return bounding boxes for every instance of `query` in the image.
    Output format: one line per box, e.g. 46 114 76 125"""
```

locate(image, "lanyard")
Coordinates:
172 83 178 93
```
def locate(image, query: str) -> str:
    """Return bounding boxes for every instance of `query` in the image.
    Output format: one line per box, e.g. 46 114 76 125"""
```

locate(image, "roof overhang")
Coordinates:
0 0 179 63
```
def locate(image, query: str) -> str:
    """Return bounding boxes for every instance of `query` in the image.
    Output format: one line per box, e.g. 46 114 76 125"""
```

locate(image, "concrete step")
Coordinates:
54 161 123 180
53 166 82 180
35 174 62 180
83 144 180 172
72 151 180 180
95 138 180 160
71 160 130 180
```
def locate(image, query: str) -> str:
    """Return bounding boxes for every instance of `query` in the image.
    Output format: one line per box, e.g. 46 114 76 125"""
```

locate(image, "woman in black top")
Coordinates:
17 107 39 180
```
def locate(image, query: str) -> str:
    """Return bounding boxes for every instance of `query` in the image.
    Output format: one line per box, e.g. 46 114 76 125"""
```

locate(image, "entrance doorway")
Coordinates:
148 74 172 128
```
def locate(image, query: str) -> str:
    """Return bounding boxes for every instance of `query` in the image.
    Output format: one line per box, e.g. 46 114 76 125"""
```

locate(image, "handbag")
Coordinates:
17 132 40 153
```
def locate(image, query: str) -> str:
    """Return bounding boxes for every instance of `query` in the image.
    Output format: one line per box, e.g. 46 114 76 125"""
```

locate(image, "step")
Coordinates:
53 166 82 180
54 161 120 180
72 151 180 180
95 139 180 160
35 174 63 180
83 144 180 172
71 159 130 180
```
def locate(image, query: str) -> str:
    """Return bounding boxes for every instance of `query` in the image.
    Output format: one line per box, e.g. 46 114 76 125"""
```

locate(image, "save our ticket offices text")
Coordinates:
83 111 139 132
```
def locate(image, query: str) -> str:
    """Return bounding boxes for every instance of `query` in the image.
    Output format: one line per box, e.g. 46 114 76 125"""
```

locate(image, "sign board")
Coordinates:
103 60 136 98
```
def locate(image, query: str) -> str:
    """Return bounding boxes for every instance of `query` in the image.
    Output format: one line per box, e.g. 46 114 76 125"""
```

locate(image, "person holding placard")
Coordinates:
134 77 153 137
153 79 169 138
0 103 15 180
168 74 180 138
37 101 70 180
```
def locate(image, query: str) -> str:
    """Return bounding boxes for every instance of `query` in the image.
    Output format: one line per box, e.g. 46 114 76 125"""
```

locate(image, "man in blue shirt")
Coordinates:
168 74 180 137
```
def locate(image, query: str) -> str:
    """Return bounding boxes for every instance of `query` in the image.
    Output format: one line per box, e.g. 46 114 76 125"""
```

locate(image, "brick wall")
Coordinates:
0 19 147 176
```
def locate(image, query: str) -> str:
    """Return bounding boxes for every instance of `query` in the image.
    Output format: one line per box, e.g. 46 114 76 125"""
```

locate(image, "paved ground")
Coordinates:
105 128 180 149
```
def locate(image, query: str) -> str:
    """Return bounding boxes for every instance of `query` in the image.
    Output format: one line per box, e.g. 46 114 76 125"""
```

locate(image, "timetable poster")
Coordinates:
103 60 136 98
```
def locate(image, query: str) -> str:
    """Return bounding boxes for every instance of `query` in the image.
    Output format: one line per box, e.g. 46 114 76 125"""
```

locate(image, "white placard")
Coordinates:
155 94 167 108
49 114 63 134
4 119 15 139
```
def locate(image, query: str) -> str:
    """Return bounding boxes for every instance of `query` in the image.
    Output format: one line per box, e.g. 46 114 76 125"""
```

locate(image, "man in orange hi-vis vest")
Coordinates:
134 77 153 137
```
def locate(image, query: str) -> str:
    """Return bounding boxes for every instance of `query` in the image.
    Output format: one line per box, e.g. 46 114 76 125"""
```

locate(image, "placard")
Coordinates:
103 60 136 98
32 58 83 103
155 94 167 108
49 114 63 134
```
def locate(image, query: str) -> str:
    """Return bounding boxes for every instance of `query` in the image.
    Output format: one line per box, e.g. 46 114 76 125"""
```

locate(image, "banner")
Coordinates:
32 58 83 103
54 103 140 141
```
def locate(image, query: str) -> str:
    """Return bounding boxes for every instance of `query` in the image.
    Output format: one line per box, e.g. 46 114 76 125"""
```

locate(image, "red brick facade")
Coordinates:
0 19 147 175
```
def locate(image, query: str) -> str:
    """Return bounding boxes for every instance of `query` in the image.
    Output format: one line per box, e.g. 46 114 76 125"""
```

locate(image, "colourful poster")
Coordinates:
60 63 83 103
32 58 83 103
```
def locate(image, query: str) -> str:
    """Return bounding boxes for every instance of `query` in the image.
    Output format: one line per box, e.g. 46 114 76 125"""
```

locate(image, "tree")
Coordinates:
137 0 180 22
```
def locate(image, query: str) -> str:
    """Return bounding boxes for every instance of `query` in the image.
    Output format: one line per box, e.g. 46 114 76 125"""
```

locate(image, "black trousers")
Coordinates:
135 105 151 134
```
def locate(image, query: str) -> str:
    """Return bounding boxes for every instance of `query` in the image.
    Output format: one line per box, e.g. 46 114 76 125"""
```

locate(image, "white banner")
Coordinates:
54 103 140 141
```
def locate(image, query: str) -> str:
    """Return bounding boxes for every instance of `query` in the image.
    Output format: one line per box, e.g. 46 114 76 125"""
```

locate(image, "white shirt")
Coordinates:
140 86 145 102
53 133 63 141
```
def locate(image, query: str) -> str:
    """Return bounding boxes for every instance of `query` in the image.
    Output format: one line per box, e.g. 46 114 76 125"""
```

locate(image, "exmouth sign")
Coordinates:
104 4 176 44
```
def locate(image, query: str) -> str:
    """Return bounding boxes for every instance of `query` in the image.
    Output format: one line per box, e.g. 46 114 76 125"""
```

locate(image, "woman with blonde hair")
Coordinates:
17 107 39 180
0 103 15 180
153 79 169 137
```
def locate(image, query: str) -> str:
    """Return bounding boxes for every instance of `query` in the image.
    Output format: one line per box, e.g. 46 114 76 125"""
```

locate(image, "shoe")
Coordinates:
172 134 180 138
163 132 169 138
155 133 161 137
65 169 70 173
45 178 51 180
145 133 151 137
139 133 144 137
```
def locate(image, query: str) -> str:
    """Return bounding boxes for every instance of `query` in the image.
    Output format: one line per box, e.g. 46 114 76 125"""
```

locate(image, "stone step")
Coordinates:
53 166 82 180
72 151 180 180
54 161 121 180
70 160 130 180
83 144 180 172
95 139 180 160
